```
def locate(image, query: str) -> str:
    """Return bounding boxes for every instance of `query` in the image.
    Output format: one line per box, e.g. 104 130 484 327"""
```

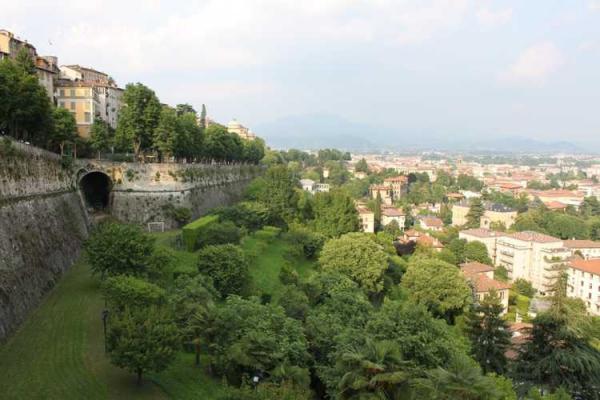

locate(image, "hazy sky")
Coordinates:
5 1 600 145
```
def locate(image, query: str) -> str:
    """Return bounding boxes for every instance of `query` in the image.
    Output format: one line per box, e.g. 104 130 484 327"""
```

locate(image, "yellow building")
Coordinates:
56 81 100 138
227 119 256 140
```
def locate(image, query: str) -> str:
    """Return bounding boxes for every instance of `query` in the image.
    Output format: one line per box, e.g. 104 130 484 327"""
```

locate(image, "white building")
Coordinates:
460 262 511 315
299 179 330 194
381 206 405 230
495 231 570 294
567 259 600 315
459 228 506 264
563 240 600 260
356 204 375 233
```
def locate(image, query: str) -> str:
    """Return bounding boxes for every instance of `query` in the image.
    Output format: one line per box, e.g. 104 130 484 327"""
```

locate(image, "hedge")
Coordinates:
182 214 219 251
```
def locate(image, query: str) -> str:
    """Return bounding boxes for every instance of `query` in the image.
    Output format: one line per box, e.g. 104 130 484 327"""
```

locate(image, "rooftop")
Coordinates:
419 216 443 227
467 274 512 292
382 207 404 217
569 259 600 275
563 240 600 249
460 261 495 275
506 231 561 244
460 228 505 239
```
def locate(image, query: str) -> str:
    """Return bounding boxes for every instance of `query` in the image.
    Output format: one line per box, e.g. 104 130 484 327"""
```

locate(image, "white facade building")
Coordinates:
567 259 600 315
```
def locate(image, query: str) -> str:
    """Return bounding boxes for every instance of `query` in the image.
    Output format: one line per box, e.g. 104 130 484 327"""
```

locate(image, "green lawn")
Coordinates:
242 233 316 301
505 290 532 323
0 228 315 399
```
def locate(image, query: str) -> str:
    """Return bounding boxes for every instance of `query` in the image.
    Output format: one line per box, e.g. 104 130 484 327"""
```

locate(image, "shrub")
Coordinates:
215 201 270 231
284 225 326 259
513 278 536 298
102 275 166 309
196 221 242 249
182 214 219 251
254 226 281 242
197 244 250 298
162 204 192 227
279 263 299 286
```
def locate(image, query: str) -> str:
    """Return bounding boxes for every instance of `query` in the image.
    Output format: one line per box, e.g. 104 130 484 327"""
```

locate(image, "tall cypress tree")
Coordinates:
466 198 485 228
465 290 511 374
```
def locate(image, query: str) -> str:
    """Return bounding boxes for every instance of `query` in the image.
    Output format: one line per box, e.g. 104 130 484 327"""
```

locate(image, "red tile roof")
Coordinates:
506 231 561 244
384 176 408 183
467 274 512 292
460 228 505 239
544 201 567 210
569 259 600 275
419 216 443 227
382 207 404 217
460 262 495 275
563 240 600 249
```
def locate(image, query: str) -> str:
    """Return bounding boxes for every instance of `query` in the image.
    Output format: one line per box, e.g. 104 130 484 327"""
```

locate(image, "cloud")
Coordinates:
476 7 513 28
590 1 600 11
499 42 565 86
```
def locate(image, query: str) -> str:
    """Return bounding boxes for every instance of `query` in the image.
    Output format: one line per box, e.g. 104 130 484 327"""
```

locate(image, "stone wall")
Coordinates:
0 140 88 340
80 161 262 229
0 139 261 340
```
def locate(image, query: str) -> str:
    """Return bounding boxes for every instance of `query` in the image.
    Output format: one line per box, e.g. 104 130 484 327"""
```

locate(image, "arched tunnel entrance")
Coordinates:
79 171 112 211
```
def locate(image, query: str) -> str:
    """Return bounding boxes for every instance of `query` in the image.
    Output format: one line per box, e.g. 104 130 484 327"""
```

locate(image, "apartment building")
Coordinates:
56 65 123 137
0 29 59 101
369 176 408 205
356 204 375 233
563 240 600 260
567 258 600 315
381 206 405 230
459 228 505 264
452 200 517 229
369 185 393 205
495 231 570 293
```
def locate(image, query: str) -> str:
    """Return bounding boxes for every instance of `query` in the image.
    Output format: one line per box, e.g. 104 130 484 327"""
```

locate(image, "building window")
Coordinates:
70 102 76 110
70 89 75 97
59 89 65 97
84 112 91 123
58 101 65 108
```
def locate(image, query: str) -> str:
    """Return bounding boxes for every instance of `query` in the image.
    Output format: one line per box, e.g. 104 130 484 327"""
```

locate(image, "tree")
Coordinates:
175 112 202 160
196 221 242 248
466 198 485 228
85 222 155 277
154 106 177 160
114 83 161 157
464 241 492 264
199 104 207 127
197 244 249 298
50 107 77 156
366 300 468 369
354 158 369 173
242 138 266 164
102 275 166 309
514 267 600 399
401 258 471 321
278 286 310 321
169 275 217 365
204 124 243 162
107 306 179 385
175 103 196 116
412 355 503 400
312 190 359 237
89 118 113 158
207 296 310 384
0 56 53 146
255 165 298 225
336 339 411 399
465 290 511 374
319 233 389 294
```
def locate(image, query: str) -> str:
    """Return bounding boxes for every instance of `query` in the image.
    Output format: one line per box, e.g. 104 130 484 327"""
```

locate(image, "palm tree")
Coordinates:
411 355 501 400
337 339 412 399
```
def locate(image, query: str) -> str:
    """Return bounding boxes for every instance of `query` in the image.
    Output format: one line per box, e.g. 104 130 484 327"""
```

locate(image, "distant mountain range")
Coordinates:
256 114 585 154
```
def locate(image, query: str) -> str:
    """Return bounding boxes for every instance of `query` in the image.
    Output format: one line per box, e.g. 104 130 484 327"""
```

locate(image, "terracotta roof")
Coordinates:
569 259 600 275
460 228 504 239
382 207 404 217
532 189 583 198
544 201 568 210
370 184 391 191
447 192 464 199
499 183 522 189
384 176 408 183
506 231 561 244
356 206 373 215
467 274 512 292
460 261 495 275
419 216 443 227
563 240 600 249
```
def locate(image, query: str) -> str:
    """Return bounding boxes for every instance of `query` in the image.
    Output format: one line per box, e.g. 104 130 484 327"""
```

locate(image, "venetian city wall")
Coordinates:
0 139 260 340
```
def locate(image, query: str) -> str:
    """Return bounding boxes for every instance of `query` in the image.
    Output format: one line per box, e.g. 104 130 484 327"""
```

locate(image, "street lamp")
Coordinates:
102 309 109 353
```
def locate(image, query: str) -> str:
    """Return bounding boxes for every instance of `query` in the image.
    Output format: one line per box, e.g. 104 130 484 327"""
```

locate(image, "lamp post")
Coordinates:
102 309 109 353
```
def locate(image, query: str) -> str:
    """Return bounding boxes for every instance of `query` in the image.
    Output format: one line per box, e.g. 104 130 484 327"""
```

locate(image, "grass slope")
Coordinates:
0 229 316 399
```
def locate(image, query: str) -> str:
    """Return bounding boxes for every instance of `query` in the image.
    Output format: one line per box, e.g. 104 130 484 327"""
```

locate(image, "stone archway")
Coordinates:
79 171 112 211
